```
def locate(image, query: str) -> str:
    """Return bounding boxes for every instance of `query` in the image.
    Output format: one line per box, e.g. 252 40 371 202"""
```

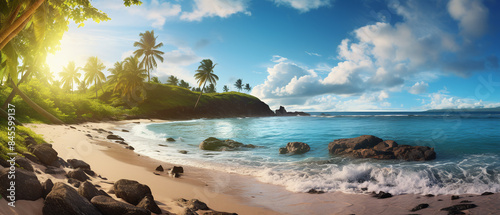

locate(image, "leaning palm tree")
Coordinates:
234 79 243 92
59 61 81 93
133 30 164 82
83 56 106 99
114 56 147 101
194 59 218 108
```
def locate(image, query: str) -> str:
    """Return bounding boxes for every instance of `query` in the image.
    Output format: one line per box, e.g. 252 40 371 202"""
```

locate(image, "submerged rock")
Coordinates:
328 135 436 161
279 142 310 155
166 137 176 142
199 137 255 151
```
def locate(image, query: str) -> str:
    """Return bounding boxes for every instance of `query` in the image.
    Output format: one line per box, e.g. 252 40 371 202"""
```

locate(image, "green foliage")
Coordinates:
151 76 161 84
234 79 243 92
223 85 229 92
166 75 178 86
0 122 45 161
133 30 164 82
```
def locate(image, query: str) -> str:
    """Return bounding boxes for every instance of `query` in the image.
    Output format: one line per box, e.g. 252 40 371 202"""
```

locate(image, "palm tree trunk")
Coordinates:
9 79 64 124
194 82 207 109
1 69 32 110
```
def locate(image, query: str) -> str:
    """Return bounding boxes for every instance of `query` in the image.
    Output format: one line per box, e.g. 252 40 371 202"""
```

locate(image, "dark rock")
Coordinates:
460 200 472 203
70 126 76 129
126 146 135 150
43 182 101 215
159 144 168 147
170 166 184 175
156 165 164 172
84 169 96 176
86 134 93 138
15 156 34 172
275 106 310 116
166 137 176 142
328 135 436 161
22 152 41 164
0 168 42 200
122 129 130 132
57 157 71 168
42 178 54 199
425 194 435 197
199 137 254 151
179 150 188 154
78 181 102 201
361 188 368 191
279 142 310 155
410 203 429 212
45 166 66 175
68 159 91 170
373 191 392 199
203 211 238 215
107 134 124 141
91 195 149 215
113 179 153 205
24 136 38 146
481 192 494 196
137 194 162 214
440 204 477 211
68 168 90 181
307 189 325 194
188 199 209 211
30 143 58 165
451 195 460 200
0 156 10 167
68 178 82 188
117 141 128 145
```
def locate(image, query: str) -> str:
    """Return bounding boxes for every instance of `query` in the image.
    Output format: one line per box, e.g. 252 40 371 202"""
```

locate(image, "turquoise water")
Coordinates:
116 112 500 195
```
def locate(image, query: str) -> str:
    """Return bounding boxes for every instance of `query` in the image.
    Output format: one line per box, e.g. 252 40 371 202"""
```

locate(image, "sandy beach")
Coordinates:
1 120 498 215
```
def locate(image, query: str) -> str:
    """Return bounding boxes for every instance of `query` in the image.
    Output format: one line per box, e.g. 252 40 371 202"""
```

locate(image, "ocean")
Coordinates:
114 112 500 195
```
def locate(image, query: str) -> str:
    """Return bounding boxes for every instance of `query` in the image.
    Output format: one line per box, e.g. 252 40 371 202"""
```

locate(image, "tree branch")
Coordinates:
0 0 45 50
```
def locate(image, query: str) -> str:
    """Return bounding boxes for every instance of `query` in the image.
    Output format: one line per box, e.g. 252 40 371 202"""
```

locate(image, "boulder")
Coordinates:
22 152 41 164
440 204 477 212
78 181 102 201
68 159 91 170
30 143 58 165
67 168 90 181
0 168 42 200
113 179 153 205
45 166 66 175
42 178 54 199
57 157 71 168
411 203 429 212
43 182 102 215
179 150 188 154
91 195 149 215
106 134 124 141
199 137 254 151
68 178 82 188
328 135 436 161
137 194 162 214
16 156 34 172
373 191 392 199
126 146 135 150
166 137 176 142
279 142 310 154
122 129 130 132
156 165 164 172
177 198 209 211
170 166 184 175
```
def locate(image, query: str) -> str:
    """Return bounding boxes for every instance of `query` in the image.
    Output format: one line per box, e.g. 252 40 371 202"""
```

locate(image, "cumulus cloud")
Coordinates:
448 0 489 38
254 0 495 111
274 0 331 12
181 0 251 21
127 0 181 28
422 89 500 110
409 81 429 94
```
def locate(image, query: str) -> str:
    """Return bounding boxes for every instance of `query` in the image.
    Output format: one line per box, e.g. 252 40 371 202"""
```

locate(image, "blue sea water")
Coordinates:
115 112 500 195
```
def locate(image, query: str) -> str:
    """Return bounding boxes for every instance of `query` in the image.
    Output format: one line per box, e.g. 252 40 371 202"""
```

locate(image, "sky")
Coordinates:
46 0 500 111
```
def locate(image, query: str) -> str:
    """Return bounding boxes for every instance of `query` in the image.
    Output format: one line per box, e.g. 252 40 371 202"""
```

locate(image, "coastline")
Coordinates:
6 119 498 215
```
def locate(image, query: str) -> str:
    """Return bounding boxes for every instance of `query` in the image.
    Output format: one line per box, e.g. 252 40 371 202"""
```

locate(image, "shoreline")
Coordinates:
4 119 497 214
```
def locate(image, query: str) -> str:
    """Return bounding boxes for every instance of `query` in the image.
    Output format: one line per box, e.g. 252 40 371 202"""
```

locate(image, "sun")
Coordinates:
45 32 91 81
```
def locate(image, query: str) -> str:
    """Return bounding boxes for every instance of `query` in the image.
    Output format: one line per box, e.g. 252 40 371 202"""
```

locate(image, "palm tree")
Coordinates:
151 76 161 83
244 83 252 92
78 81 87 93
205 83 216 93
179 80 191 89
166 75 179 86
133 30 164 82
114 56 147 101
234 79 243 92
223 85 229 92
83 56 106 99
194 59 218 108
107 61 124 85
59 61 81 93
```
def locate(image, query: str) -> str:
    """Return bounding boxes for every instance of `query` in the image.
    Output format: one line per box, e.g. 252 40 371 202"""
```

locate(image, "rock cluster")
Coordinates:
279 142 310 154
199 137 256 151
328 135 436 161
275 106 310 116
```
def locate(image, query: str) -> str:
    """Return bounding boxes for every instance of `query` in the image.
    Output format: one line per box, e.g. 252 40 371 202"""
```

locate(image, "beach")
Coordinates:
0 119 497 214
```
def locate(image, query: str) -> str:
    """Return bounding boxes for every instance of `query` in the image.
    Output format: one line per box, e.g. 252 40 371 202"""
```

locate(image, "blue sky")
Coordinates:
46 0 500 111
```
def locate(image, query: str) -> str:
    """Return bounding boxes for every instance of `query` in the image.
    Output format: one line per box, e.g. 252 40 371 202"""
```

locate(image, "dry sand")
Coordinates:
1 119 498 215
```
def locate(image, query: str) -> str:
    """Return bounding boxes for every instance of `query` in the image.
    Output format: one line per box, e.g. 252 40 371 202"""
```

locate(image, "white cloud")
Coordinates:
448 0 489 38
305 51 321 57
106 0 181 28
409 81 429 94
271 55 288 63
274 0 331 12
422 90 500 110
181 0 251 21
